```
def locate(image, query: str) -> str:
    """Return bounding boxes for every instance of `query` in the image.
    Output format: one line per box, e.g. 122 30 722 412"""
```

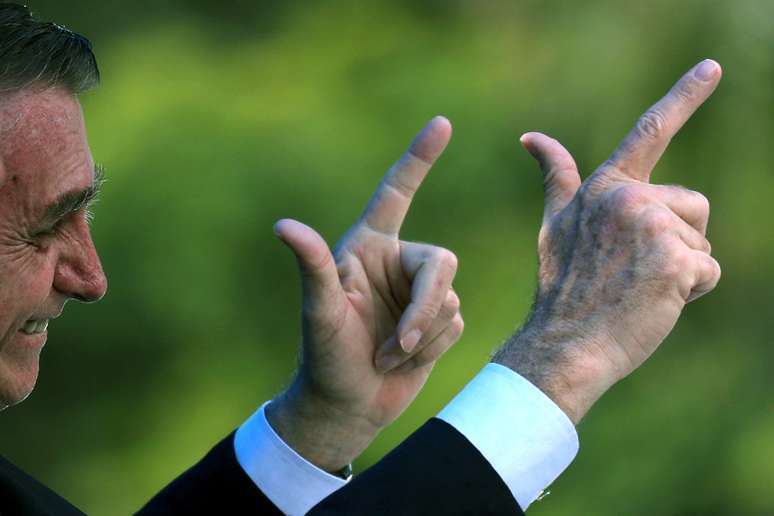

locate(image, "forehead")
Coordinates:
0 88 94 200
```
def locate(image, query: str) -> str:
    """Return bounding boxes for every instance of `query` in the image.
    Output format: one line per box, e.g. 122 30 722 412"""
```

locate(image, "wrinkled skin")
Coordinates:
0 88 107 409
494 60 723 423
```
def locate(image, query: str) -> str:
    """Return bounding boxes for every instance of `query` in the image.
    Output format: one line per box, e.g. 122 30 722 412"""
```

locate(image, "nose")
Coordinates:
53 218 108 303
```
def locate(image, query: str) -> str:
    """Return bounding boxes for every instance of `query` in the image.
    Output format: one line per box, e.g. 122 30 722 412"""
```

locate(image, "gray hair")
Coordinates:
0 3 99 94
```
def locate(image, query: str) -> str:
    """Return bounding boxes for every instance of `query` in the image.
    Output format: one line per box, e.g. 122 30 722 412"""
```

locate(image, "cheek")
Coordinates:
0 247 56 331
0 249 52 407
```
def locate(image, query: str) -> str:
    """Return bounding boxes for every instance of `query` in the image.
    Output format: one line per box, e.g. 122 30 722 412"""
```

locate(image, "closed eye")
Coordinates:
33 218 64 239
34 164 104 239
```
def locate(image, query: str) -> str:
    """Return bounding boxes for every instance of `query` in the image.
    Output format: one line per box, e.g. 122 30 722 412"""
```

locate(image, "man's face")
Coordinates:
0 88 107 409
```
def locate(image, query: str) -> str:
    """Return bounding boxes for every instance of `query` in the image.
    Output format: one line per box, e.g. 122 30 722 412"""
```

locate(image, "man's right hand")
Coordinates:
493 59 723 423
267 117 463 473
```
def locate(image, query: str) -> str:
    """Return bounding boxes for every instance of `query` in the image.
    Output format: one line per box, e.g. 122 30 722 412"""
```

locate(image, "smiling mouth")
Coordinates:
21 319 49 335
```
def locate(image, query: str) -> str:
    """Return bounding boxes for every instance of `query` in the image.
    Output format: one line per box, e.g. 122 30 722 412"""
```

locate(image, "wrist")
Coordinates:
492 320 620 424
266 382 381 472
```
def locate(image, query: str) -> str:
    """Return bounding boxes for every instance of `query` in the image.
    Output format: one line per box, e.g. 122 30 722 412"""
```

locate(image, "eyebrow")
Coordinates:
42 163 105 224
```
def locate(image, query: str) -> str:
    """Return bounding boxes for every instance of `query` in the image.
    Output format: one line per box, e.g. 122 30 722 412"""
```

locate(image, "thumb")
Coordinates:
520 132 581 221
273 218 342 304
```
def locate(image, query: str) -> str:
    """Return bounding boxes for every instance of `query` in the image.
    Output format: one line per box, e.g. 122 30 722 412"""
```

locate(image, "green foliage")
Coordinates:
2 0 772 513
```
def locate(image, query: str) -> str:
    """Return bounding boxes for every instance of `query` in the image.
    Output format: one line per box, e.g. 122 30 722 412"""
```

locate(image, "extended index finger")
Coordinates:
605 59 722 182
359 116 452 235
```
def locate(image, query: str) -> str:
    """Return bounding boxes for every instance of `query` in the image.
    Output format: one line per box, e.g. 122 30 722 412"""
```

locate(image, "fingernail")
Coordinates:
272 220 283 237
695 59 718 81
400 329 422 353
375 353 404 373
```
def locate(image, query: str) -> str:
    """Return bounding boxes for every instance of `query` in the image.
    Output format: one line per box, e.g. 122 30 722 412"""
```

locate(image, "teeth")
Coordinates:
22 320 36 334
21 319 49 335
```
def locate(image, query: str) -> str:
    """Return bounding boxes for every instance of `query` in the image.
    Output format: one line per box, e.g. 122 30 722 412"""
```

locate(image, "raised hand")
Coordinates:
267 117 463 471
493 60 723 423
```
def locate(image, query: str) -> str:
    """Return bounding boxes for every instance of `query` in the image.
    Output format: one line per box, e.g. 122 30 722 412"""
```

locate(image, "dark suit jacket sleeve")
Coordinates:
135 430 282 515
0 455 87 516
138 419 523 515
309 418 523 515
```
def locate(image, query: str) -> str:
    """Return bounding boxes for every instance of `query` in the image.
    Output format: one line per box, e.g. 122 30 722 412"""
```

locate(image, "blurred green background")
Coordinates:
0 0 772 514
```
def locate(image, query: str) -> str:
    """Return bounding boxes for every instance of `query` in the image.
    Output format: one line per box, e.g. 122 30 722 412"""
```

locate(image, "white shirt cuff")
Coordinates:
234 401 348 515
437 363 579 510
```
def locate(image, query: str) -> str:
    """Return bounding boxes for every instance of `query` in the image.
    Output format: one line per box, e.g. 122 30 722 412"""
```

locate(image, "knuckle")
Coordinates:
303 249 334 277
599 158 623 177
609 185 648 219
384 169 416 200
415 302 440 321
673 185 710 215
545 163 579 191
444 291 461 313
452 314 465 337
692 190 710 217
598 158 636 185
662 249 692 280
407 148 434 168
641 209 673 238
635 109 667 139
434 248 459 273
673 76 699 103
